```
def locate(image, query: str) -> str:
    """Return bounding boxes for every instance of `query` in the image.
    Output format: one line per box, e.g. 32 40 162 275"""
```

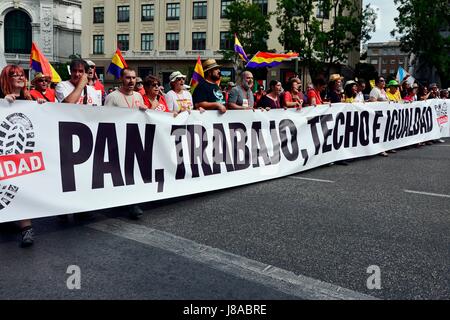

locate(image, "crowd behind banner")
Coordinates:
0 59 448 248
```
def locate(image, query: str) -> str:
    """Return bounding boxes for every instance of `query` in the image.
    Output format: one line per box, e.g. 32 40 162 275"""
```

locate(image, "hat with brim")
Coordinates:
202 59 221 73
31 72 51 84
85 59 95 67
387 80 399 87
329 74 344 82
169 71 187 82
344 80 357 88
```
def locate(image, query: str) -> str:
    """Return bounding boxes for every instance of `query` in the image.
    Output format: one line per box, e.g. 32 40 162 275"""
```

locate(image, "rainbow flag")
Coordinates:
107 48 128 79
234 34 248 62
190 56 204 94
30 42 61 83
246 52 299 69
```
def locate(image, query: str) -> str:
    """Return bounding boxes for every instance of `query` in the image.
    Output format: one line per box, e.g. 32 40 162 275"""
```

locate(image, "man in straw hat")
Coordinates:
30 72 56 102
192 58 227 113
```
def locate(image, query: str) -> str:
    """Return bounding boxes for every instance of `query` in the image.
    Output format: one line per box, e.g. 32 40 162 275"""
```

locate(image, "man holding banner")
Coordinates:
192 59 227 113
55 59 102 106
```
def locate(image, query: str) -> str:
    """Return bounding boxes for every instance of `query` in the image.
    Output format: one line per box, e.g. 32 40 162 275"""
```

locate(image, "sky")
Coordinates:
363 0 400 43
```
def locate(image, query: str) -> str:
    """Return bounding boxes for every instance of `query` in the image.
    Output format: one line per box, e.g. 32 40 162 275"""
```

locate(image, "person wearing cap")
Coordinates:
343 80 358 103
165 71 193 115
386 80 402 102
30 72 56 102
369 76 388 102
327 74 344 103
85 59 105 104
134 77 145 95
192 58 226 113
228 71 255 110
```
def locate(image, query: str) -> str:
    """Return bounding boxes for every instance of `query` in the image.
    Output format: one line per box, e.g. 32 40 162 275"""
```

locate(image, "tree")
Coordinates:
223 0 273 61
276 0 377 79
315 1 376 75
391 0 450 87
276 0 322 78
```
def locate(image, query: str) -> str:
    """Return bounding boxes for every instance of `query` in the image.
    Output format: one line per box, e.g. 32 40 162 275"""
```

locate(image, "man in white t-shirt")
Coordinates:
165 71 194 114
55 59 102 106
104 68 145 110
369 76 388 102
104 67 146 219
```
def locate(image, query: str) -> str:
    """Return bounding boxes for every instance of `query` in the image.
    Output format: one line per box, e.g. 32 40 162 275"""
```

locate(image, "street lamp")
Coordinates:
66 15 74 57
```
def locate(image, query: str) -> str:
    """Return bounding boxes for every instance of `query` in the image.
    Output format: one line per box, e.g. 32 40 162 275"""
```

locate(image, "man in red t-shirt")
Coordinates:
307 77 327 106
30 72 56 102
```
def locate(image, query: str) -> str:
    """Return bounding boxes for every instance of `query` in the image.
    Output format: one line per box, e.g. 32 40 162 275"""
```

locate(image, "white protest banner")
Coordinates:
432 99 449 138
0 99 444 223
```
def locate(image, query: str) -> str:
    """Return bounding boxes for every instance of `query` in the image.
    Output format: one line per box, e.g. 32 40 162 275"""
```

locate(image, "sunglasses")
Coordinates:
136 82 143 85
37 79 49 83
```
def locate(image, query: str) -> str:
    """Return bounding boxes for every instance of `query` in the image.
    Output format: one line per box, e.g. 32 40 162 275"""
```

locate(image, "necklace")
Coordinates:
120 90 135 108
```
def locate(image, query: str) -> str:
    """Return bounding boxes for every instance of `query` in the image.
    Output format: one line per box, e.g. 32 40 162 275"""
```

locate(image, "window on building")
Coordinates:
382 69 387 75
371 59 378 65
141 33 154 51
93 35 104 54
221 0 233 18
117 6 129 22
220 32 233 50
192 32 206 50
138 67 153 79
167 3 180 20
391 59 396 65
166 33 179 50
193 2 207 19
142 4 154 21
382 59 388 64
117 34 129 51
4 10 32 54
93 7 104 23
252 0 268 15
316 0 330 19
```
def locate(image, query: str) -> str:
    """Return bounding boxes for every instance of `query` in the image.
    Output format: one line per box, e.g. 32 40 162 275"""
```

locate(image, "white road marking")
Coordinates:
404 190 450 199
289 176 335 183
88 219 376 300
434 144 450 147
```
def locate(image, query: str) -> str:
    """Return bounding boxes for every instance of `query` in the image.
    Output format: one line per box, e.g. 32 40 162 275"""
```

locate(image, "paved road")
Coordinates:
1 139 449 300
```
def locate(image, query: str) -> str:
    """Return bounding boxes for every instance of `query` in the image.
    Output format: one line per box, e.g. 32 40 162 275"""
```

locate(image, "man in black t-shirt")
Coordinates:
192 59 227 113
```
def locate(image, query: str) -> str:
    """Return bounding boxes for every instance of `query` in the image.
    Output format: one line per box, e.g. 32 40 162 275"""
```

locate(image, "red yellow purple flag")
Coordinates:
30 42 61 83
190 56 204 94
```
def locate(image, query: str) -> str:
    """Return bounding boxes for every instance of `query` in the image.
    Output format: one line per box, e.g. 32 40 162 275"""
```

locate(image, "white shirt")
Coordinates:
354 91 365 103
55 80 102 106
369 87 388 102
104 89 144 109
165 89 194 112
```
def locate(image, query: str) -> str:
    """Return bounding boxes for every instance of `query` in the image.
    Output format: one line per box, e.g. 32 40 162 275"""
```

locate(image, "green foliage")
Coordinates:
391 0 450 86
276 0 377 78
224 0 273 58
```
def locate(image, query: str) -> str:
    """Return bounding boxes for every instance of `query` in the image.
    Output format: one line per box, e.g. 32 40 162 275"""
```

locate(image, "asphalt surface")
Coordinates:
1 139 449 300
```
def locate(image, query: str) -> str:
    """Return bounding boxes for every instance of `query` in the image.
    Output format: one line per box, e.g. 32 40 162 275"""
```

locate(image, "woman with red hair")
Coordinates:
0 65 44 247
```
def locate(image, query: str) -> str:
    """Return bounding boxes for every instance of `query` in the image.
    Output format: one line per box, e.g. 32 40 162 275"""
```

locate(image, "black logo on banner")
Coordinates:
0 113 45 211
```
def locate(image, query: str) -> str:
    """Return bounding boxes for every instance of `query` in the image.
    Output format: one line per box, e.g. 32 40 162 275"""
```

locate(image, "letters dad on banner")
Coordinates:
0 99 447 223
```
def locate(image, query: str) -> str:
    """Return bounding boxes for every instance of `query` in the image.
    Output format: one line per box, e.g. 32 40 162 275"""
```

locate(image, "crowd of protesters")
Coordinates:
0 58 448 247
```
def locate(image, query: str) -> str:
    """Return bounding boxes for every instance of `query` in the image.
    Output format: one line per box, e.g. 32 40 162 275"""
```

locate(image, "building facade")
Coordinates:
367 41 410 78
0 0 82 72
81 0 362 89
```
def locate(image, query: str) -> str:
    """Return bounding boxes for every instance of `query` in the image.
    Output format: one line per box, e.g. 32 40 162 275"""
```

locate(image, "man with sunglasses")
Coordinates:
30 72 56 102
369 76 388 102
86 59 105 104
